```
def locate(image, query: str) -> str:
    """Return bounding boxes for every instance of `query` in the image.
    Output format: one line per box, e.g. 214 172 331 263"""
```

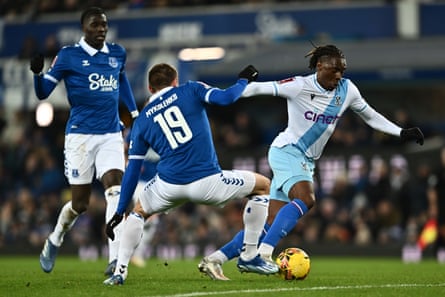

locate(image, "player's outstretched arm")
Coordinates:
209 65 259 105
400 127 424 145
238 64 258 83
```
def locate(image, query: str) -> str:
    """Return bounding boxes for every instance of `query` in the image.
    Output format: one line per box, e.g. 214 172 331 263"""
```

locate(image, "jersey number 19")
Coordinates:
153 106 193 149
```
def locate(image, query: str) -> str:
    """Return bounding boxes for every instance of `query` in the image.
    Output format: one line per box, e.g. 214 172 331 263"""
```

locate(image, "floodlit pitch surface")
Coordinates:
1 256 444 297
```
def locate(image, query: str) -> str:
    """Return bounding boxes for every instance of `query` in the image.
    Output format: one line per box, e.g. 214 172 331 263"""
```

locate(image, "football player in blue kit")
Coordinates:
123 125 161 268
199 44 425 280
29 7 139 275
103 63 278 285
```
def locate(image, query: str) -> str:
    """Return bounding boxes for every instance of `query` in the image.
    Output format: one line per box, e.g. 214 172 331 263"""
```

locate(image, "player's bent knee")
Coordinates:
133 201 150 220
253 173 271 195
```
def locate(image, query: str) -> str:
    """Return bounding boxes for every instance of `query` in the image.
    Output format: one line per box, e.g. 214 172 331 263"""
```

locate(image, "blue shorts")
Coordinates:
268 145 315 202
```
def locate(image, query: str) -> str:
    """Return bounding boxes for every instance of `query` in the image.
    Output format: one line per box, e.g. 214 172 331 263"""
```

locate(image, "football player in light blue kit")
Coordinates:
29 7 139 274
103 63 278 285
200 44 425 280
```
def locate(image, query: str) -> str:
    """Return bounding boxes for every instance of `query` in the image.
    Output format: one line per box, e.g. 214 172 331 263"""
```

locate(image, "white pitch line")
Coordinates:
141 283 445 297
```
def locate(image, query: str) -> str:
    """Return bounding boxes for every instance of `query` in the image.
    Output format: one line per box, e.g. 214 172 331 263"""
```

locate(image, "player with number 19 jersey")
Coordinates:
128 81 244 185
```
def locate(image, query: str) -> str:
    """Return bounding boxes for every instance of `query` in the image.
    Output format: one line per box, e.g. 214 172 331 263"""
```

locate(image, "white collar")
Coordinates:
148 87 174 103
313 73 331 93
78 37 109 56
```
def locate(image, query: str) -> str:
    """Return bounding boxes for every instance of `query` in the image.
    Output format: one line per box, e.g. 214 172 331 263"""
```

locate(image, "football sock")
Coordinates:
207 250 229 264
219 223 270 262
240 195 269 261
220 230 244 261
133 215 159 259
49 201 79 247
115 212 144 277
259 198 308 253
105 185 121 263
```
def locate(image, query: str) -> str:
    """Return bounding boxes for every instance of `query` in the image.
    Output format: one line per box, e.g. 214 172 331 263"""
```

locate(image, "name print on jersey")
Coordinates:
145 93 178 117
88 73 118 91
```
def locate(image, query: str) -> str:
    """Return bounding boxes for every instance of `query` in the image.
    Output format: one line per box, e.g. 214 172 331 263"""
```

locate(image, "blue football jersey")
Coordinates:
117 77 248 214
129 81 222 184
40 38 137 134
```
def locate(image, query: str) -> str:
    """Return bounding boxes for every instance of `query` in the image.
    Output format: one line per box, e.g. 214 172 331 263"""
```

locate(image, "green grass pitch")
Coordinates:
1 256 444 297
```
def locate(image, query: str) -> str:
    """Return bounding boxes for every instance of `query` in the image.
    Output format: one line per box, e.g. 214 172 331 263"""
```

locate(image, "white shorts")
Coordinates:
138 170 256 214
64 132 125 185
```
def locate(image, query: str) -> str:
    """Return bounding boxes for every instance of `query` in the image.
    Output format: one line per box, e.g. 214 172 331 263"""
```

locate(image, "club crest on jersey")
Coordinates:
278 77 296 84
335 96 342 106
108 57 118 68
72 169 79 177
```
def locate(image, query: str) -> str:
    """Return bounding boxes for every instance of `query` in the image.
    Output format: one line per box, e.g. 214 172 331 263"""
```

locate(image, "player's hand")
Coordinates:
106 213 124 240
30 53 44 74
238 65 258 83
400 127 424 145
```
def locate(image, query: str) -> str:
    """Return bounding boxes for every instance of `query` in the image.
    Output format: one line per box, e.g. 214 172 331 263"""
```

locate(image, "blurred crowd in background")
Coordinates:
0 100 442 260
0 0 331 20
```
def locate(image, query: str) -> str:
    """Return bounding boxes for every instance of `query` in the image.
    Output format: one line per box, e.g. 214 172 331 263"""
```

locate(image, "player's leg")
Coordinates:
202 198 285 269
234 175 279 274
104 176 175 285
103 206 147 285
40 134 94 273
102 170 123 276
237 173 270 261
131 214 159 267
96 132 125 276
130 180 159 268
257 146 316 258
193 171 278 276
40 185 91 273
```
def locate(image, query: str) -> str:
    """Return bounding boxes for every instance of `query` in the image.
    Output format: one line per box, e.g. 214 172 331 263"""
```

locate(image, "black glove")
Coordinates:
106 213 124 240
30 53 44 74
400 127 424 145
238 65 258 83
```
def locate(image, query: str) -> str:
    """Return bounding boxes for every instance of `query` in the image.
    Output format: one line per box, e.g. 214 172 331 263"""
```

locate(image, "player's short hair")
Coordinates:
148 63 178 92
80 7 105 25
305 44 344 70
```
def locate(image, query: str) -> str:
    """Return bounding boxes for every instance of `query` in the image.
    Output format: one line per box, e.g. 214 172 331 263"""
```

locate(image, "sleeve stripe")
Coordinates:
129 155 146 160
204 88 215 103
272 82 279 96
44 74 59 84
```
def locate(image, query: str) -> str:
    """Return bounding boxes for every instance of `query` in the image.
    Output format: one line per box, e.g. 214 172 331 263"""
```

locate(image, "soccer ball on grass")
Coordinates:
275 247 310 280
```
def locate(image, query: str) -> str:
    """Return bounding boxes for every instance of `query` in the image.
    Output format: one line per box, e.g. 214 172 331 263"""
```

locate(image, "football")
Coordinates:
275 247 311 280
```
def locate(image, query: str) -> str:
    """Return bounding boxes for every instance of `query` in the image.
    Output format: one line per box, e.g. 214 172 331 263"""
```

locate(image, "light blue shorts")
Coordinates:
268 145 315 202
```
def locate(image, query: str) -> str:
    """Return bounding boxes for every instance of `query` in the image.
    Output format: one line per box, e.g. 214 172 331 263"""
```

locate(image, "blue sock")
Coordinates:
261 199 308 248
220 223 270 260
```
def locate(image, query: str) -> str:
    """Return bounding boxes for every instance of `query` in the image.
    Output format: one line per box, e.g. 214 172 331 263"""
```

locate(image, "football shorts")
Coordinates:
138 170 256 214
64 132 125 184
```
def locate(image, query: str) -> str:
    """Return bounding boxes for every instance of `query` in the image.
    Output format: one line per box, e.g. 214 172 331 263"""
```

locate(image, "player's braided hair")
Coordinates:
80 7 105 25
305 44 344 70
